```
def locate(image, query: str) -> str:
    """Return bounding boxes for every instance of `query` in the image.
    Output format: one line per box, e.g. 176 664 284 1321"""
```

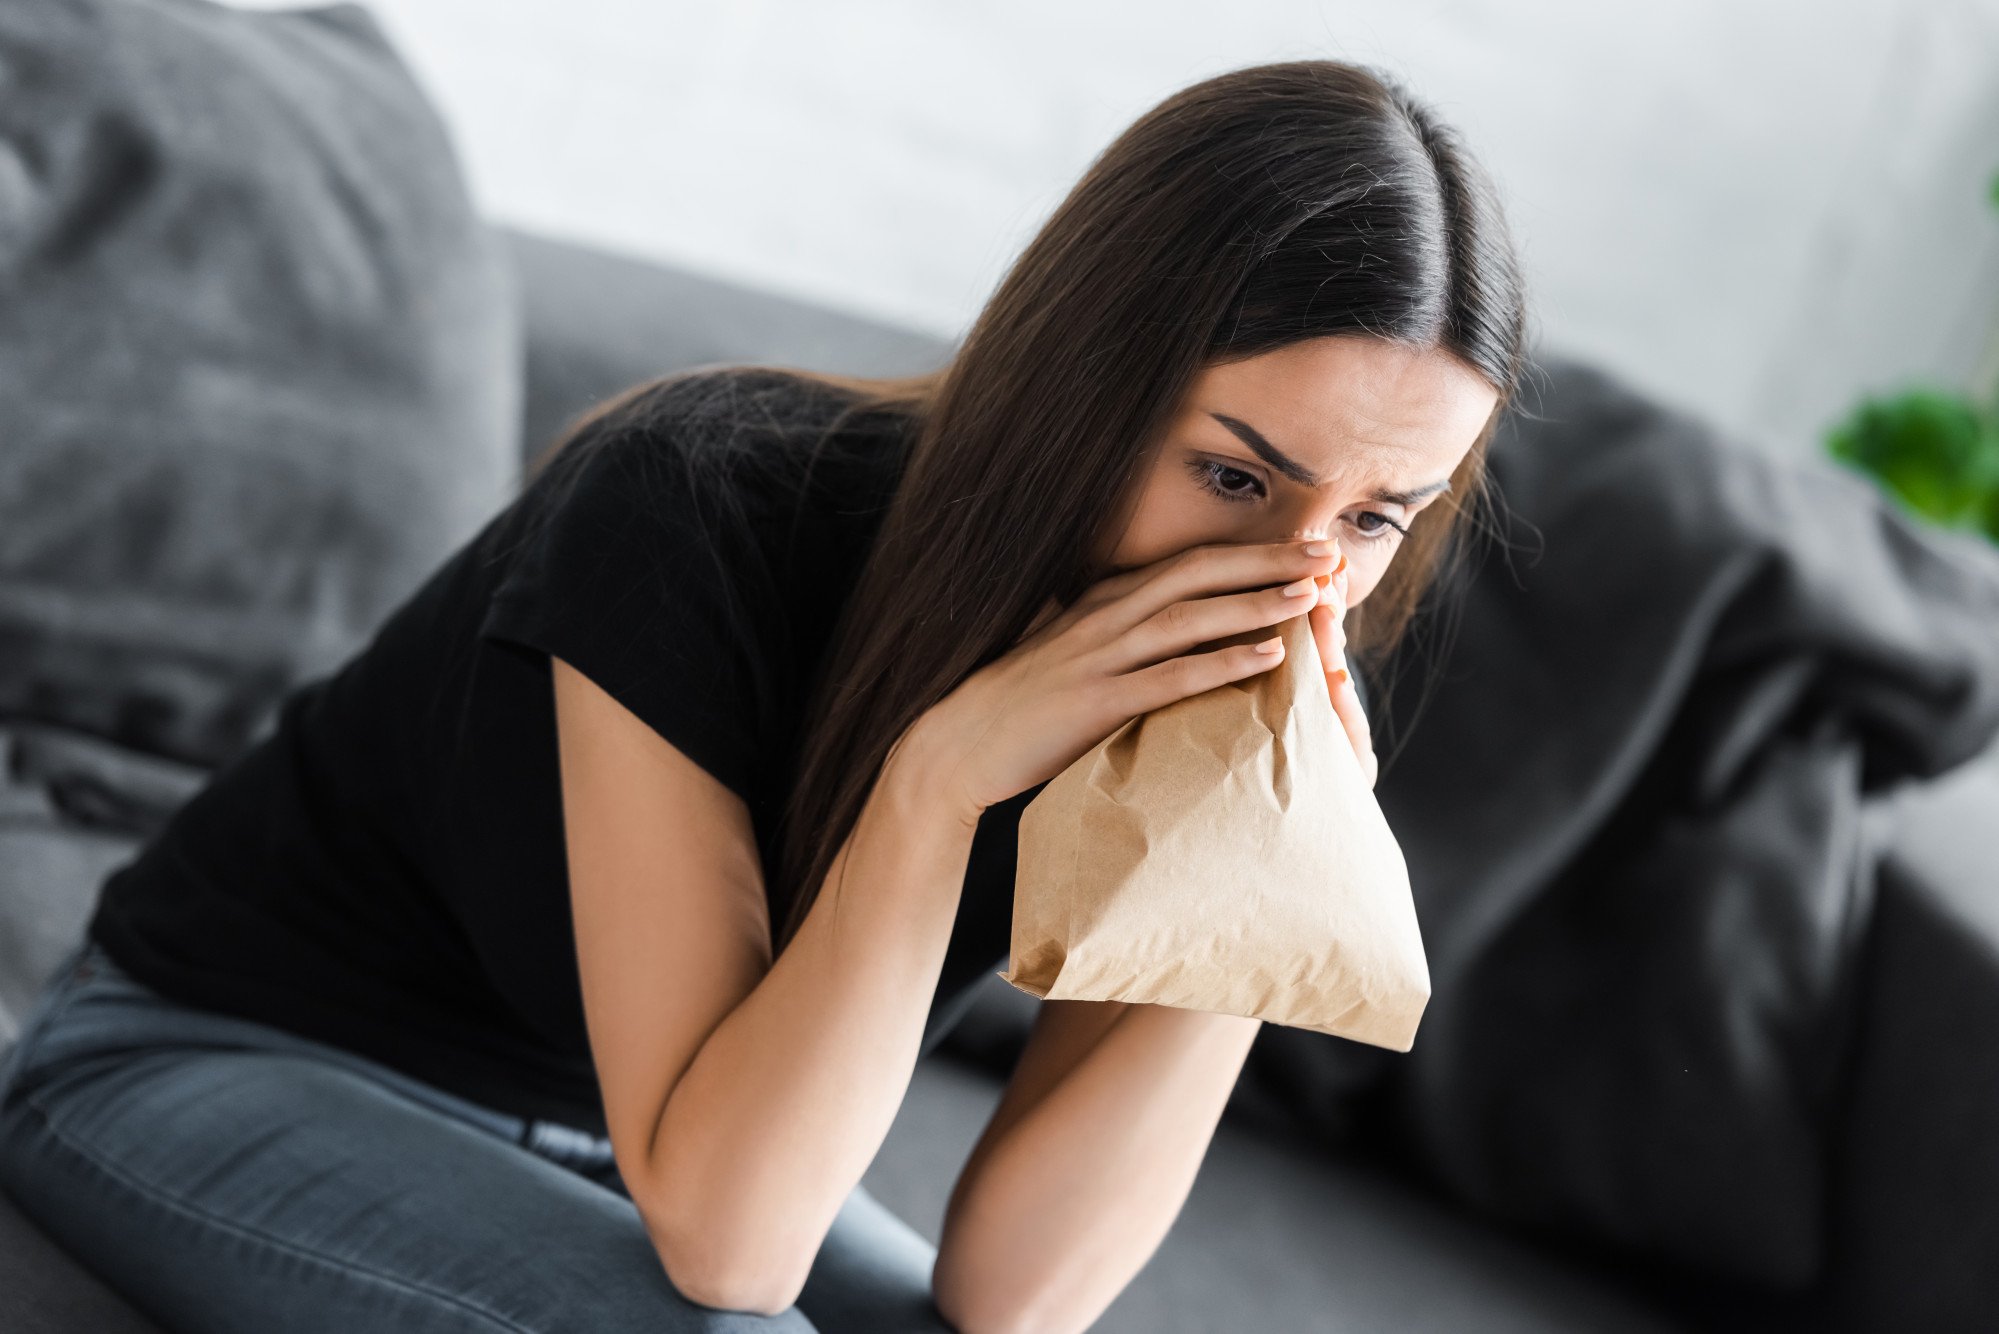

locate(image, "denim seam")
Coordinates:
15 1095 544 1334
18 956 530 1148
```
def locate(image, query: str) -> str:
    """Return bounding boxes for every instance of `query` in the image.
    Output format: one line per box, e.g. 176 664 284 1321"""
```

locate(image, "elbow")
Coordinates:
934 1247 1043 1334
937 1211 1103 1334
636 1189 813 1318
648 1221 809 1318
663 1256 800 1320
934 1288 1038 1334
933 1286 1001 1334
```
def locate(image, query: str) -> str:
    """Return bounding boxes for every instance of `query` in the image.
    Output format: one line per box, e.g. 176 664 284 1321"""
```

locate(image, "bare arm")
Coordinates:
932 1000 1262 1333
554 655 975 1315
558 534 1346 1319
933 550 1370 1331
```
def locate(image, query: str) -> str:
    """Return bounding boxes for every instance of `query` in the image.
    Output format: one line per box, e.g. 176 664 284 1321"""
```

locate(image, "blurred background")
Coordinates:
260 0 1999 474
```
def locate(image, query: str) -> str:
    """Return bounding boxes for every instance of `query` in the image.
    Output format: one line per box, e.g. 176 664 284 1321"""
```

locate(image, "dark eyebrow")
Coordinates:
1207 411 1453 505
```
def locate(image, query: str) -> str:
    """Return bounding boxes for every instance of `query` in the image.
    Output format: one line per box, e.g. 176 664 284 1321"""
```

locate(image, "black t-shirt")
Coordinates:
87 366 1030 1138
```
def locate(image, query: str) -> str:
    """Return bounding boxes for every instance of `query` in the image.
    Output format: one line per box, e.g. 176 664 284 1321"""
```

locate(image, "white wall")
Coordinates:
345 0 1999 456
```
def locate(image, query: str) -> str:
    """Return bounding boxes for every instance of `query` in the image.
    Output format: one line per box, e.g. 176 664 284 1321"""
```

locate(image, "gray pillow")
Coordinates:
0 0 520 769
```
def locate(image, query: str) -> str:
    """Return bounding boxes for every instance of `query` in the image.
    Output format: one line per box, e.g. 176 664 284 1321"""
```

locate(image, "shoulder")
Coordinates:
606 364 903 461
495 364 916 620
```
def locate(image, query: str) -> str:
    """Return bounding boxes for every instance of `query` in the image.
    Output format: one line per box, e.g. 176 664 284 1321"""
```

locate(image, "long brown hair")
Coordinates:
547 59 1532 956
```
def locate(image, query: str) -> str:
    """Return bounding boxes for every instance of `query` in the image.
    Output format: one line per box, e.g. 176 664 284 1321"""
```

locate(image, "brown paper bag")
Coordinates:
999 608 1430 1051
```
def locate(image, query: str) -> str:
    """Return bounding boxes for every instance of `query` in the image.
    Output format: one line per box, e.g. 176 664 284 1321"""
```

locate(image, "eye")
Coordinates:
1347 510 1409 545
1185 456 1411 544
1186 457 1263 504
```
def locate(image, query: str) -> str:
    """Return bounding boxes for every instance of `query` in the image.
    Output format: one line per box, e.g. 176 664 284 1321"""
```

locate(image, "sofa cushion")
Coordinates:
0 0 520 771
504 226 949 465
0 723 200 1049
868 1052 1716 1333
0 1187 163 1334
1825 750 1999 1332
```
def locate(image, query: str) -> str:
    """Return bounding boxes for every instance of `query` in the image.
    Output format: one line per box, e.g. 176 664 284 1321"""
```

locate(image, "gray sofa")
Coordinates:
3 223 1997 1332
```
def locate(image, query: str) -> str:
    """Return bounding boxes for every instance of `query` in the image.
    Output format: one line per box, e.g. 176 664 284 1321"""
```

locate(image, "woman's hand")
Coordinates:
1306 553 1380 789
912 538 1345 824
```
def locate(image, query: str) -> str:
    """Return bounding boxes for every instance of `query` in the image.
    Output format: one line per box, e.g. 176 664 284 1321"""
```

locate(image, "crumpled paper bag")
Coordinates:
999 609 1430 1051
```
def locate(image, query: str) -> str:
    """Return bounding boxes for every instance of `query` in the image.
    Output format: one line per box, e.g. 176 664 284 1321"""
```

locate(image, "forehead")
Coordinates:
1184 335 1497 474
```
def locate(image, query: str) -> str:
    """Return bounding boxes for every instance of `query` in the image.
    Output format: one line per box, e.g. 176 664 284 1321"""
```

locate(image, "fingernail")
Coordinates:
1302 540 1333 556
1281 576 1315 597
1332 667 1349 685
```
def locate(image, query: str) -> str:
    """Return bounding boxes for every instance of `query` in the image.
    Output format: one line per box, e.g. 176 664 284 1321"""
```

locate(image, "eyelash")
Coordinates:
1184 458 1410 543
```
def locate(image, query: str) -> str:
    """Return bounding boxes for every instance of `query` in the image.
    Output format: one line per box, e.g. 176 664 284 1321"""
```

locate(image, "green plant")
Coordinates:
1821 168 1999 546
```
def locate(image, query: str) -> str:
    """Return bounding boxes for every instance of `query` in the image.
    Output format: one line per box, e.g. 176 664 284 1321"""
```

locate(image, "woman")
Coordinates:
0 57 1526 1333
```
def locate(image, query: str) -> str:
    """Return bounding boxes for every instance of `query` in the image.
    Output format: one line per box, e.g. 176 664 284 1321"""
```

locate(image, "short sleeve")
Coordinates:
478 418 775 806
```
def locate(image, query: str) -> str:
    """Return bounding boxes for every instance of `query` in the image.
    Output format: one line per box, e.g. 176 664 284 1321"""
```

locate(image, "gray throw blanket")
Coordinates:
1239 351 1999 1293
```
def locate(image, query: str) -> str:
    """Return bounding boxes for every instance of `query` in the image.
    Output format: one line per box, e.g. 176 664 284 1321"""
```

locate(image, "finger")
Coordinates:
1327 667 1377 786
1317 554 1349 618
1114 634 1288 717
1329 563 1350 658
1086 538 1341 640
1102 580 1323 677
1309 558 1349 692
1308 598 1344 691
1329 676 1373 774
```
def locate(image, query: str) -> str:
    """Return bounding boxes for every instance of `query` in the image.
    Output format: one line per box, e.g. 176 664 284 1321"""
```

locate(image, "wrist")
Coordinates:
881 710 985 835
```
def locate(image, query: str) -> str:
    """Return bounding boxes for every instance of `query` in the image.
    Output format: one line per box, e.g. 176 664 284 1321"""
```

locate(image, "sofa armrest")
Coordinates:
1825 748 1999 1333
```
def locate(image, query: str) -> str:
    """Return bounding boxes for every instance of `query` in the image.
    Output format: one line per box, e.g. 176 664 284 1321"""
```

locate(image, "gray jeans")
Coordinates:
0 937 957 1332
